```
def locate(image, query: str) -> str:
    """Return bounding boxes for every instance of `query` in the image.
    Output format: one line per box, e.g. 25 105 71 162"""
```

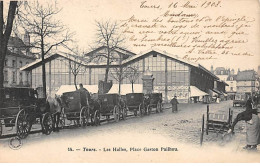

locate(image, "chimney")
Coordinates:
211 65 214 73
231 69 234 75
24 31 30 46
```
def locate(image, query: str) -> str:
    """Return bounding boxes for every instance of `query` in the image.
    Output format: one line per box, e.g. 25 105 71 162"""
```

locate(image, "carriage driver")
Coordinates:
78 83 90 106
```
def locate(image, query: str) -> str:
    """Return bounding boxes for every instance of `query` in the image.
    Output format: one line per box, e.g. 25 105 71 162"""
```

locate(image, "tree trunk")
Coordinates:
41 34 47 98
0 1 17 89
104 46 110 83
41 53 47 98
118 82 121 95
74 74 78 90
132 82 134 93
0 2 18 105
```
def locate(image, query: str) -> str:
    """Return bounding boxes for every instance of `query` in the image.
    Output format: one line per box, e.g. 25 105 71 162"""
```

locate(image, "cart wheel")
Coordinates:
147 106 151 115
206 121 209 135
16 109 31 139
0 121 2 137
42 112 53 135
200 114 205 146
80 107 88 127
139 104 143 117
113 105 120 122
94 110 100 126
59 108 66 129
122 108 127 120
134 110 137 116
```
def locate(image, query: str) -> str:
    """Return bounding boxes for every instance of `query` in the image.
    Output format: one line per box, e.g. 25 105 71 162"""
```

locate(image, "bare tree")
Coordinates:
94 20 125 83
0 1 18 91
110 66 134 95
128 65 140 93
63 45 94 90
17 1 73 98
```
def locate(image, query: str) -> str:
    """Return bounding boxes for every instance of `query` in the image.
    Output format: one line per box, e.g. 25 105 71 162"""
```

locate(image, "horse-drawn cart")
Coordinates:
200 105 233 145
125 93 146 116
146 93 163 114
0 87 53 139
59 90 92 127
98 93 126 122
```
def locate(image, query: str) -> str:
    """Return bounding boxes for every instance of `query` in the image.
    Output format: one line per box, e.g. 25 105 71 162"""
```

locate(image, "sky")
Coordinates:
39 0 259 72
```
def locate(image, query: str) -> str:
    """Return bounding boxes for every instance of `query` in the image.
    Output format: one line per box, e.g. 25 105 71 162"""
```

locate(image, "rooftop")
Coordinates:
237 70 258 81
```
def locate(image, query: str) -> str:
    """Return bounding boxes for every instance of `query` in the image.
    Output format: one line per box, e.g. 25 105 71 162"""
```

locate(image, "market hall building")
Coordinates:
20 47 221 103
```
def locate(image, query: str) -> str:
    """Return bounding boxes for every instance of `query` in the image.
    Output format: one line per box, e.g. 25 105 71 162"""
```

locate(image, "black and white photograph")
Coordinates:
0 0 259 163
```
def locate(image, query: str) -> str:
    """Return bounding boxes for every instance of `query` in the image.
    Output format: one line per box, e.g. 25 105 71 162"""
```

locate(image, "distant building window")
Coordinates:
19 72 23 83
230 87 233 91
12 60 16 68
221 71 223 75
19 61 23 68
26 72 29 82
230 77 233 81
12 71 16 83
4 70 8 82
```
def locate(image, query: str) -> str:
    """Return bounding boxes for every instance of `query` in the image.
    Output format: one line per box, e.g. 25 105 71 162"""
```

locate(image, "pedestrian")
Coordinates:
228 96 260 150
170 96 179 113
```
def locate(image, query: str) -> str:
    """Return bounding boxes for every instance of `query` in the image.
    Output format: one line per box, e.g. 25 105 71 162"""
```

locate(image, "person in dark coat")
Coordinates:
78 83 90 106
228 96 260 150
170 96 179 113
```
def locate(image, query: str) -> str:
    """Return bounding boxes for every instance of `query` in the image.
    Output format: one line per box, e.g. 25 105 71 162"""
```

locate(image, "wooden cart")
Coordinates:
0 87 53 139
125 93 146 116
200 105 233 145
146 93 163 114
59 90 90 127
98 94 126 122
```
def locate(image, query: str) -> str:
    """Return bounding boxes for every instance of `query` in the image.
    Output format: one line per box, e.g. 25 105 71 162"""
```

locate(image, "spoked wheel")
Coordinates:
200 114 205 146
122 107 127 120
94 110 100 126
134 110 137 116
113 105 120 122
59 108 66 129
42 112 53 135
139 104 143 117
80 107 88 127
146 106 151 115
16 109 31 139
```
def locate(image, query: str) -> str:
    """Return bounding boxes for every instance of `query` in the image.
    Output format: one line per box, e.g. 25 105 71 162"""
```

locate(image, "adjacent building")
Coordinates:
21 47 219 103
236 70 259 95
226 74 237 99
4 34 36 88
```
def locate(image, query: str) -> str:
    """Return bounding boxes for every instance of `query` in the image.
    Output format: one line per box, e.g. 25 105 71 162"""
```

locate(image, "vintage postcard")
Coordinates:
0 0 260 163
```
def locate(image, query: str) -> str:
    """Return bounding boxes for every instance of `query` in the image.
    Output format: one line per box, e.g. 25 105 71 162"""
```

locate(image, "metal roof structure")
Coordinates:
20 48 219 81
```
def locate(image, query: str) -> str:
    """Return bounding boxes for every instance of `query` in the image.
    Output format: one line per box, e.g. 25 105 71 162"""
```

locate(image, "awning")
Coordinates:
190 86 208 97
212 89 223 95
56 85 98 95
108 84 143 95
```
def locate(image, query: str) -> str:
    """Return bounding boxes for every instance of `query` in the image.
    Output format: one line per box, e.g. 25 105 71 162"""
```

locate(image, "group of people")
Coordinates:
228 95 260 151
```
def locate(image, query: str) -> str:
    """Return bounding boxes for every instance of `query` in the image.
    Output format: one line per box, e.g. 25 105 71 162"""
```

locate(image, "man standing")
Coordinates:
170 96 179 113
78 83 90 106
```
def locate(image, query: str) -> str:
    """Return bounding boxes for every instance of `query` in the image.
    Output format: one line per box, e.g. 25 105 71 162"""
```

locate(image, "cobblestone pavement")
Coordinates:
0 100 259 162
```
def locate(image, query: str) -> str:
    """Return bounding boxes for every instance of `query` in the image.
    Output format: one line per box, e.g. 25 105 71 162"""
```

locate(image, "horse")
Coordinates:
46 95 62 132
